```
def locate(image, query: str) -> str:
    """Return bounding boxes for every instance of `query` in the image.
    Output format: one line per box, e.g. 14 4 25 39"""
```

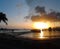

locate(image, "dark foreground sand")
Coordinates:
0 33 60 49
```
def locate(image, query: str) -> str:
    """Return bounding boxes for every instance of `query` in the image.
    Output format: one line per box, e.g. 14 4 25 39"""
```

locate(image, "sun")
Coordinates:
33 22 49 29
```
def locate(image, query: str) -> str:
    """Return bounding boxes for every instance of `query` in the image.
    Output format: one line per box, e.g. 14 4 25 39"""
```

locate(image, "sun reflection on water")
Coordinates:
39 30 44 38
38 30 49 40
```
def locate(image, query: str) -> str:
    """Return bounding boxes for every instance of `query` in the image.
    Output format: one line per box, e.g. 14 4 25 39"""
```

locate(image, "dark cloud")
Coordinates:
56 12 60 16
31 15 40 21
24 6 60 22
35 6 46 14
31 6 60 22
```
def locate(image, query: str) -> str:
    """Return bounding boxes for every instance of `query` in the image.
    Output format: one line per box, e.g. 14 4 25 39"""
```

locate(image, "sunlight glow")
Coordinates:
40 30 44 38
33 22 49 29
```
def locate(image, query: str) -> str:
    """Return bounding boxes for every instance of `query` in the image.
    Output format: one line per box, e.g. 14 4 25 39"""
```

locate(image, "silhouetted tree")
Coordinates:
48 27 52 31
0 12 8 25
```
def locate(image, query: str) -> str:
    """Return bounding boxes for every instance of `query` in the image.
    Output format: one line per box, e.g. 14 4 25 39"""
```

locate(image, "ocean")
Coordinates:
17 30 60 40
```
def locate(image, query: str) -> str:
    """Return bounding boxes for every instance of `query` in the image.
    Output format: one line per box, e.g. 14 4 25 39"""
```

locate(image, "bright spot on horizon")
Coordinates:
33 22 50 29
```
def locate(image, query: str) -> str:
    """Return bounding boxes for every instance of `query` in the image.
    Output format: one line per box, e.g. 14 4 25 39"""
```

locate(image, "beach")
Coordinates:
0 31 60 49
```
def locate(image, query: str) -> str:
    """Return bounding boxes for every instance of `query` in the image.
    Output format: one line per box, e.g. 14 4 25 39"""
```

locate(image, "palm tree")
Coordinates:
0 12 8 25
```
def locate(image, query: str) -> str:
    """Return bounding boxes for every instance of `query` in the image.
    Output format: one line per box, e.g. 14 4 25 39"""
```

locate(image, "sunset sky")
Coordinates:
0 0 60 29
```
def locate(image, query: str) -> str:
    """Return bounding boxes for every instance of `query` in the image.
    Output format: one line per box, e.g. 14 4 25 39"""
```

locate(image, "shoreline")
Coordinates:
0 33 60 49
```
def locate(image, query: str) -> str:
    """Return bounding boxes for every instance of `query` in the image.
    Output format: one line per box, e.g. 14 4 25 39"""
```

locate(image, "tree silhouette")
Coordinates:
0 12 8 25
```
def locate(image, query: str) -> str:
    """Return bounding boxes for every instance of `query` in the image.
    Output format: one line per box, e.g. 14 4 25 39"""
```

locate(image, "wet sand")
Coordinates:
0 33 60 49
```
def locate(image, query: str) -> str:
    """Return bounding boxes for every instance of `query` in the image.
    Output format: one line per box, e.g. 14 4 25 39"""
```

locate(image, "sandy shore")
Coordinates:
0 33 60 49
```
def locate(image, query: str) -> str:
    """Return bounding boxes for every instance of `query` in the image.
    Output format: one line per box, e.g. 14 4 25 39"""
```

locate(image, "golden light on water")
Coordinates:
40 30 44 38
32 22 51 39
33 22 50 29
39 30 50 39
